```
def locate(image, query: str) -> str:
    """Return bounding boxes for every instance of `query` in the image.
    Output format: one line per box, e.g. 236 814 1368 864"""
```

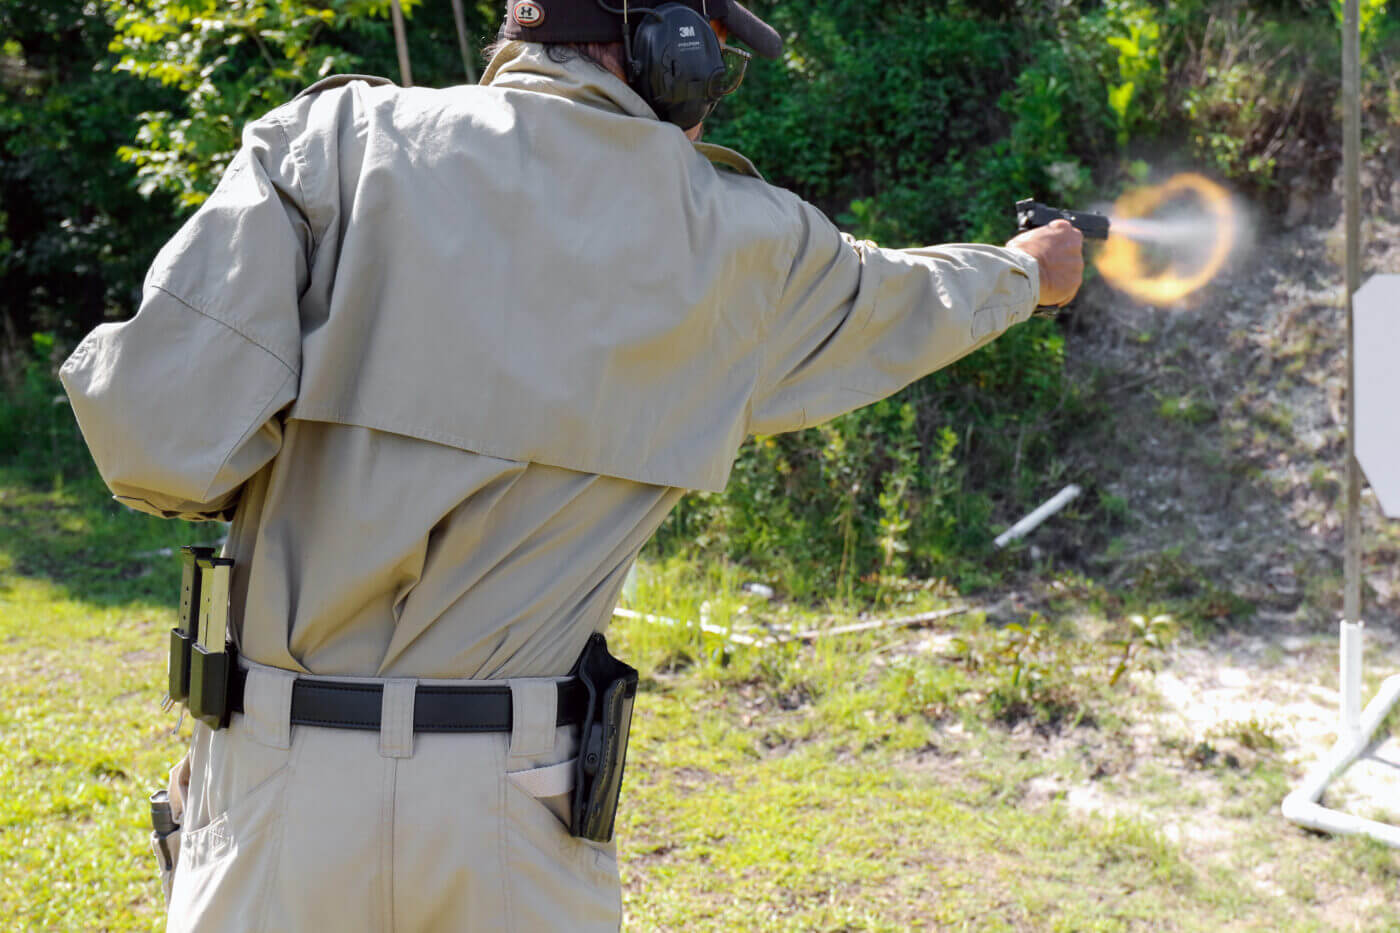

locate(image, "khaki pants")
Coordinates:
167 663 622 932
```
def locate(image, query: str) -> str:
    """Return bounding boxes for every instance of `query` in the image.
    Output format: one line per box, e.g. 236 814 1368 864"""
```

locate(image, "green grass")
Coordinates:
3 472 1400 930
0 573 182 930
617 675 1260 931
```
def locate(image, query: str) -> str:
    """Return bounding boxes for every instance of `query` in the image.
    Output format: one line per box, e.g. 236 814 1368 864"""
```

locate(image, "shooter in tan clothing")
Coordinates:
60 1 1084 928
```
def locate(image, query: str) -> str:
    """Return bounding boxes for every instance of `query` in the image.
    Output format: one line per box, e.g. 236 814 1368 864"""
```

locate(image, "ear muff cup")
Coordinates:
627 4 726 129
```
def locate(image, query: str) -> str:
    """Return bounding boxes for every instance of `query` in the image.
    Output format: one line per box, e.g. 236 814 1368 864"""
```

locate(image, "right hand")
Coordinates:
1005 219 1085 308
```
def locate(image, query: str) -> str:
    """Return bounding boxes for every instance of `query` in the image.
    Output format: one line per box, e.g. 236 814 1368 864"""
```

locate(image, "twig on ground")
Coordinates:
613 605 974 648
786 606 971 642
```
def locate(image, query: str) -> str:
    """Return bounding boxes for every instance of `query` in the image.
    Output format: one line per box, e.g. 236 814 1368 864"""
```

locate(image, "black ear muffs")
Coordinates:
624 3 726 129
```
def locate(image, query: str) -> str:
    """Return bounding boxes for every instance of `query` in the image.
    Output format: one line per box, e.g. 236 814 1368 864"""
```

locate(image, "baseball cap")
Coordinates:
498 0 784 59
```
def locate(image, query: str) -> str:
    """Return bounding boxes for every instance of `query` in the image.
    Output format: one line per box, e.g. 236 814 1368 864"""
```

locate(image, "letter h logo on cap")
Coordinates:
512 0 545 27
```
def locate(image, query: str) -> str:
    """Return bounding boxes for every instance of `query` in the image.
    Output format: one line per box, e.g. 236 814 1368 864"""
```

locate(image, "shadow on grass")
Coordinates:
0 467 220 608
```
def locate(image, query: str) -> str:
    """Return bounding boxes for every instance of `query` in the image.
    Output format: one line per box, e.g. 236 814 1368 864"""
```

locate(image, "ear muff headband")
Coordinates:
597 0 735 129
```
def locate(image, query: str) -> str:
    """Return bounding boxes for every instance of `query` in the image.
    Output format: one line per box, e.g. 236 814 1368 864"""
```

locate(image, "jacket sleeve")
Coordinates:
748 196 1040 435
60 114 311 521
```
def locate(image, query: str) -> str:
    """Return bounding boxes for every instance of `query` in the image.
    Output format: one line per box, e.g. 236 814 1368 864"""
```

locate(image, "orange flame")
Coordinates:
1095 173 1238 305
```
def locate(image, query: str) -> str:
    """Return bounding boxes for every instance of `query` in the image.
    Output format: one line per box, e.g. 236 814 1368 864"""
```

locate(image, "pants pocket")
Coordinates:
166 725 296 933
503 776 621 931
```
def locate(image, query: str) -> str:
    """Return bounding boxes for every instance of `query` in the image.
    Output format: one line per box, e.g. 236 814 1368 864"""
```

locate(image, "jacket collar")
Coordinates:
481 41 657 122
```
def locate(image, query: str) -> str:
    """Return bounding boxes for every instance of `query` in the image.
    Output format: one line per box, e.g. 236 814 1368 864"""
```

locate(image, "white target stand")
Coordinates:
1281 625 1400 846
1281 275 1400 846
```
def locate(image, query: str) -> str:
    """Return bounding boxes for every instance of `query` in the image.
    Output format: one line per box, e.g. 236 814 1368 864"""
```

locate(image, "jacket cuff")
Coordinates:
1003 246 1042 317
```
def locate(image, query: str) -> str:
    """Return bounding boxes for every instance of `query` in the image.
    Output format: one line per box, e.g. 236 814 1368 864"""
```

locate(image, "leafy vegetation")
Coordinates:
0 0 495 349
656 0 1400 598
7 3 1400 925
0 0 177 347
107 0 493 207
8 0 1400 601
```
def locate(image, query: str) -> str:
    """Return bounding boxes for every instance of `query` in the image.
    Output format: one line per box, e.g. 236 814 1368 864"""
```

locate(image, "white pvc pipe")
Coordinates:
1282 673 1400 848
994 484 1082 549
1341 620 1364 738
611 605 753 644
1281 798 1400 848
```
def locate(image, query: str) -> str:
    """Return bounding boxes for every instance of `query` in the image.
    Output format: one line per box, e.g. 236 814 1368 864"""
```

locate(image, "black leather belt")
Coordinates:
227 668 590 733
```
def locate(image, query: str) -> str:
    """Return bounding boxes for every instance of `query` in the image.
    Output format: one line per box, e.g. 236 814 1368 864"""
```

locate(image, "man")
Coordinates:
61 0 1083 929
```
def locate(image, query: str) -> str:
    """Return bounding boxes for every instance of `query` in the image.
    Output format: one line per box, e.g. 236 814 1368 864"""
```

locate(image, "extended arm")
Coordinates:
750 197 1075 435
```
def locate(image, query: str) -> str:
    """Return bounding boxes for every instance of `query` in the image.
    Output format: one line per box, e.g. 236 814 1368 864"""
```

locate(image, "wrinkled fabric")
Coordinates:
167 665 614 933
61 40 1037 679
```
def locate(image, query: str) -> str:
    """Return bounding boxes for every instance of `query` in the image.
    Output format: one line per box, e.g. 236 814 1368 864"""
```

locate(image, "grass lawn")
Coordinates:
2 471 1397 930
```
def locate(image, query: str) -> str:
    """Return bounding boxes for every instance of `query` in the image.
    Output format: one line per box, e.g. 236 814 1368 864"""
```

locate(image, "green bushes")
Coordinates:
0 0 497 345
107 0 492 208
649 0 1400 599
6 0 1397 605
712 2 1113 244
0 333 91 486
0 0 180 345
664 2 1115 597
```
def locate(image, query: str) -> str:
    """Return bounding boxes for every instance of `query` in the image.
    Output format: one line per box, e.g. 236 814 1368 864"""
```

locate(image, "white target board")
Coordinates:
1355 274 1400 518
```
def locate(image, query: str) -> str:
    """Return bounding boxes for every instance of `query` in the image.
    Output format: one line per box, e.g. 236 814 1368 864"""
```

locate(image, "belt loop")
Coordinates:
243 667 296 750
506 679 557 768
379 679 417 759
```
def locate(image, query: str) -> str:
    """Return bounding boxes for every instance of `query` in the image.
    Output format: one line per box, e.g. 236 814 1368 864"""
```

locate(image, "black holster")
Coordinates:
188 639 236 729
569 633 638 843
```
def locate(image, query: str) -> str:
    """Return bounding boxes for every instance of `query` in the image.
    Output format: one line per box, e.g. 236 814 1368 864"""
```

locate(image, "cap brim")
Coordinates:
726 2 782 59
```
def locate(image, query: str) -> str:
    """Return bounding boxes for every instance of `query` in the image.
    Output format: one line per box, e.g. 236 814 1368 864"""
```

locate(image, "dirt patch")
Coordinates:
1039 210 1400 632
964 207 1400 922
1155 632 1400 822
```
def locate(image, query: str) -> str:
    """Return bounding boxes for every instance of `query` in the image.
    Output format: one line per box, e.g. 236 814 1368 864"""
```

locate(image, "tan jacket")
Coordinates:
61 42 1039 678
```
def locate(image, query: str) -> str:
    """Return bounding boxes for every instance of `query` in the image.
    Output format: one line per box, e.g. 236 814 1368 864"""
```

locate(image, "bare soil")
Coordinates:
1060 211 1400 631
990 204 1400 914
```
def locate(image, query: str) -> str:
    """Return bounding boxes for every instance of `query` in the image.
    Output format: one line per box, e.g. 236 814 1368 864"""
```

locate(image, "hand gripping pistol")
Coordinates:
1015 199 1109 314
1015 199 1111 240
